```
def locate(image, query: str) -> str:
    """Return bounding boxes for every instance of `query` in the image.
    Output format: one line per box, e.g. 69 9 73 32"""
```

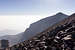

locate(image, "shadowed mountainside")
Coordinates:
0 12 68 46
21 12 68 41
9 13 75 50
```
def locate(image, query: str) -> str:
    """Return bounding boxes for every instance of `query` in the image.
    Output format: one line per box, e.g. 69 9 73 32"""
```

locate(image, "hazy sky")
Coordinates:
0 0 75 35
0 0 75 15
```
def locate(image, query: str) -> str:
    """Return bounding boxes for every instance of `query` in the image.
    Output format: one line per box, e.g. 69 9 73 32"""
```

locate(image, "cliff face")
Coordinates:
21 13 68 41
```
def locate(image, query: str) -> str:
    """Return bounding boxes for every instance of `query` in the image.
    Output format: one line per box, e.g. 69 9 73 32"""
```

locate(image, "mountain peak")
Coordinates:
56 12 66 15
54 12 68 17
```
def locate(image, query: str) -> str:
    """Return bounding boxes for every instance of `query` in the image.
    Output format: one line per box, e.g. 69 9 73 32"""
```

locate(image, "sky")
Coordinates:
0 0 75 35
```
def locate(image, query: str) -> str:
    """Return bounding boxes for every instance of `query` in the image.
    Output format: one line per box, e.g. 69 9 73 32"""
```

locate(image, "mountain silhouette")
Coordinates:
0 12 68 46
21 12 68 41
10 12 75 50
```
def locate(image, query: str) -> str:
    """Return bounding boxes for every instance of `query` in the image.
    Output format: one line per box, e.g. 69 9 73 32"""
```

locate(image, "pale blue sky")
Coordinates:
0 0 75 15
0 0 75 35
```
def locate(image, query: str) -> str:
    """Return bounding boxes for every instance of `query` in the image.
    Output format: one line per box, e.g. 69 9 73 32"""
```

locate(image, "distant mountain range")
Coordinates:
0 12 69 46
0 32 24 46
0 29 19 36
